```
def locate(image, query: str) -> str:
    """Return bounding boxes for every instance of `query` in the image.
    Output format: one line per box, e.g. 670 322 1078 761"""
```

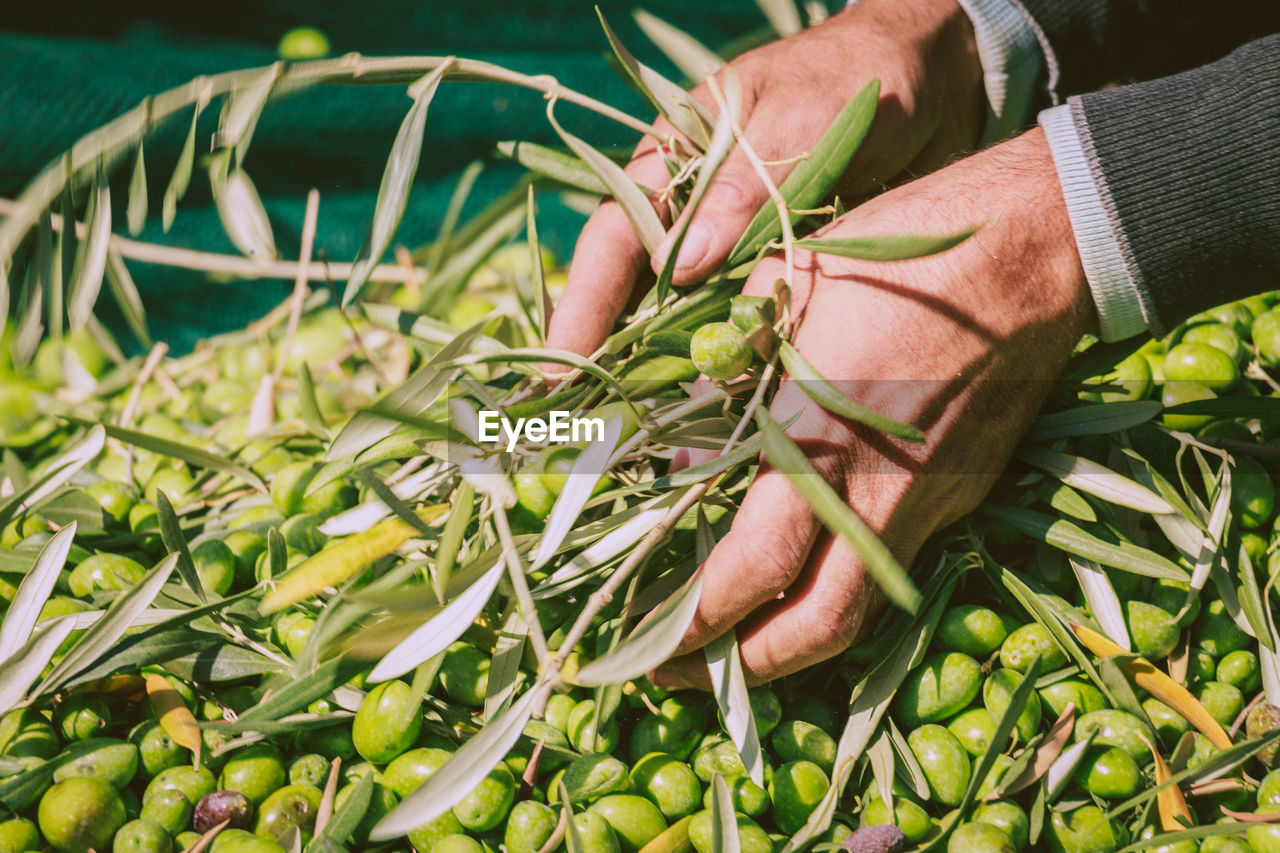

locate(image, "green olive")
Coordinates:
1162 381 1217 431
111 818 171 853
0 818 40 853
254 784 322 846
503 800 558 853
1164 342 1238 391
38 776 127 853
138 788 191 836
1142 698 1192 748
689 322 753 381
948 822 1016 853
1000 623 1067 672
972 801 1029 851
352 679 422 765
1125 599 1180 660
700 774 768 818
68 553 147 598
936 604 1012 656
1046 804 1128 853
219 744 287 806
770 719 836 773
628 695 708 762
768 760 829 835
52 738 139 789
55 695 111 742
277 26 330 59
1075 746 1141 799
860 795 932 844
1198 681 1245 728
688 810 772 853
382 747 452 798
628 752 702 820
947 708 998 757
588 793 668 853
1075 710 1155 765
143 765 217 806
983 668 1042 742
452 762 515 832
1197 599 1252 658
895 651 982 727
439 642 491 708
906 724 970 808
1038 679 1108 719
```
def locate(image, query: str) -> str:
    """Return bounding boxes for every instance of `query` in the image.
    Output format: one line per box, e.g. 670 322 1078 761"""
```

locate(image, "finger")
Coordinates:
544 141 675 362
670 465 819 658
650 101 798 285
652 532 885 690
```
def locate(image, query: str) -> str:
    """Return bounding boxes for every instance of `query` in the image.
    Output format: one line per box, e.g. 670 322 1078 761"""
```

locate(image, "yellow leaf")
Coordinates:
1145 736 1192 831
1071 623 1232 750
146 674 202 766
260 504 448 615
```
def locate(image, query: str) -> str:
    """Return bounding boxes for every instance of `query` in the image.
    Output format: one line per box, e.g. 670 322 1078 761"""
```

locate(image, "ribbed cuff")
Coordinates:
953 0 1043 142
1039 103 1149 342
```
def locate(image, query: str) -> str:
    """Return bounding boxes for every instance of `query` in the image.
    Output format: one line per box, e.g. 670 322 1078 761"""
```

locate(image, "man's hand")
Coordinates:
545 0 983 359
650 128 1098 688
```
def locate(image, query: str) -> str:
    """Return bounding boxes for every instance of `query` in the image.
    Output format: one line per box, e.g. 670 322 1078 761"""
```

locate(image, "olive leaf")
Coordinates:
0 523 75 660
368 560 504 683
214 169 277 261
68 172 111 332
756 409 920 611
0 424 105 530
546 100 665 255
64 419 264 493
597 10 716 149
709 773 742 853
726 78 879 268
40 554 180 695
342 60 454 307
0 615 78 714
104 251 150 345
795 228 977 262
982 505 1188 582
1069 557 1130 651
127 142 148 236
574 569 703 686
705 630 765 788
755 0 802 36
778 341 924 442
371 688 537 838
533 416 623 570
496 140 609 195
1026 400 1161 441
1020 447 1174 514
632 9 725 83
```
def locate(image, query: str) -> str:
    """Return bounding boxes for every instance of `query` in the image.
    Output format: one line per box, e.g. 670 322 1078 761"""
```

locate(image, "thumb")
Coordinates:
651 146 771 286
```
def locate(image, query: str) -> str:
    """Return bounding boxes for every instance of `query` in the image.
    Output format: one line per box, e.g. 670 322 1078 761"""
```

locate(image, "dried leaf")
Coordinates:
260 505 448 615
1145 736 1192 831
987 703 1076 800
146 673 202 765
1071 623 1232 749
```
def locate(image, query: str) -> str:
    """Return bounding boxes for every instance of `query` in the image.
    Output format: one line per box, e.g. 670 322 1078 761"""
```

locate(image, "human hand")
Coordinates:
545 0 984 358
650 128 1098 688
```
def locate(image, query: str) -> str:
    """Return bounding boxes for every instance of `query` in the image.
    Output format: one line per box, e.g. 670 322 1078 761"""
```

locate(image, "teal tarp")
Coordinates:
3 1 811 353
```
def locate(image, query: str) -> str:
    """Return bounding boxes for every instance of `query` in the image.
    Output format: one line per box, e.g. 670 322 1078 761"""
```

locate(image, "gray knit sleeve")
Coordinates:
1065 35 1280 336
1011 0 1280 102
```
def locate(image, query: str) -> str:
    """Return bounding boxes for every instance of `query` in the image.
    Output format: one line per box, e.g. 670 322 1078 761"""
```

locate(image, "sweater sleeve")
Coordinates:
1012 0 1280 102
1039 34 1280 339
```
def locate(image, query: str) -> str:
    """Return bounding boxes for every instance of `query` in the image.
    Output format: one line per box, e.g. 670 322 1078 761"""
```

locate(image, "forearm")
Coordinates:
1041 34 1280 340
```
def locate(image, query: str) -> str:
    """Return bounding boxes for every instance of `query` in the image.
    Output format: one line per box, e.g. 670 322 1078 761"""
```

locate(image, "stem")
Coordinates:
0 54 663 270
0 197 424 285
544 481 709 691
493 502 551 665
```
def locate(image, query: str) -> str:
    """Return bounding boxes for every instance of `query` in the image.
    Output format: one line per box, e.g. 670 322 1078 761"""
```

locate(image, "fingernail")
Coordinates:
674 223 712 269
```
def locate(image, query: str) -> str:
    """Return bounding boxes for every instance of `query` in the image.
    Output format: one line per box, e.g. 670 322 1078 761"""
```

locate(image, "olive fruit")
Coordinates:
689 810 772 853
218 744 286 805
1046 805 1128 853
1075 710 1154 764
1125 600 1180 660
352 679 422 764
254 784 322 846
38 776 127 853
895 652 982 727
195 790 255 832
948 822 1015 853
1247 704 1280 767
628 752 702 820
906 724 970 807
504 801 558 853
588 793 668 852
1000 623 1067 672
772 719 837 773
55 695 111 742
690 322 753 381
138 789 192 836
841 824 908 853
936 604 1011 656
983 668 1042 742
1075 747 1141 799
111 818 171 853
